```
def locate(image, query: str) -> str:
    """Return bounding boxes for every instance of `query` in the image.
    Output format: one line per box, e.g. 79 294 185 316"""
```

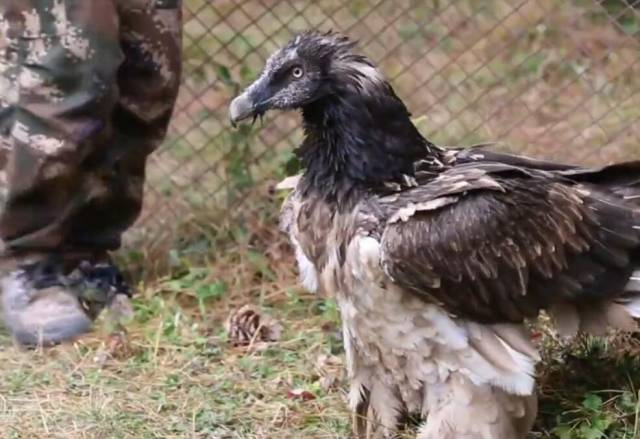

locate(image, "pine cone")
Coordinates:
225 304 283 346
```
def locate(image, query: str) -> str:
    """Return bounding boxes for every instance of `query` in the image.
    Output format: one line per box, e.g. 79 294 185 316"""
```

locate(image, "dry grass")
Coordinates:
0 210 354 438
2 0 640 438
3 206 640 438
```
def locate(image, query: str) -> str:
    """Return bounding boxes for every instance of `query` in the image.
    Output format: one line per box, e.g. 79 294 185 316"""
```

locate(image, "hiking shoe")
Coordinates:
0 258 131 346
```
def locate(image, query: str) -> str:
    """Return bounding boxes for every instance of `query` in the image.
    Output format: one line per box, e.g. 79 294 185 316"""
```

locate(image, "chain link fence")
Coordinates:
127 0 640 247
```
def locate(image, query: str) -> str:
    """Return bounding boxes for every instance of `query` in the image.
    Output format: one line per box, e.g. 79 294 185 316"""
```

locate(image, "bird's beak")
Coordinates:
229 92 255 127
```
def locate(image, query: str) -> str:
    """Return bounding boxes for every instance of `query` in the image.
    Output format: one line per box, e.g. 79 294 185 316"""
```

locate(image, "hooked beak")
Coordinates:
229 92 255 127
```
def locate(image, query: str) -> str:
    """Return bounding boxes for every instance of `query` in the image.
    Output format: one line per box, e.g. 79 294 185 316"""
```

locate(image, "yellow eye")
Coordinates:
292 66 304 79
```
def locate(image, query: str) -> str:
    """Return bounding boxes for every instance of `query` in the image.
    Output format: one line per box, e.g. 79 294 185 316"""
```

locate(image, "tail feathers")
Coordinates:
560 161 640 185
565 161 640 208
457 148 640 207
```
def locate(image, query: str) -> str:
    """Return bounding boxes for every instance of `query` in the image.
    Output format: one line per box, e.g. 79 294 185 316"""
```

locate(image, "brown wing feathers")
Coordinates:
379 167 640 324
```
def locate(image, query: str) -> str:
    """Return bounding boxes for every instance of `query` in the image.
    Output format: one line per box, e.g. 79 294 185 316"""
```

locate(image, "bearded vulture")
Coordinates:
229 31 640 439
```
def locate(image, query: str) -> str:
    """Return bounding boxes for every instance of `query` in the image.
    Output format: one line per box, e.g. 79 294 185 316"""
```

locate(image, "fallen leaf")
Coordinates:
287 388 316 401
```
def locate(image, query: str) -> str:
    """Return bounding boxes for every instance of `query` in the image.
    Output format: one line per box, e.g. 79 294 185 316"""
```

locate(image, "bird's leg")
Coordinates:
352 387 371 439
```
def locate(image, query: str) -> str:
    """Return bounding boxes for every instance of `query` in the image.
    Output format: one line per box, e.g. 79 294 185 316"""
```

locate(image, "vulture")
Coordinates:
229 31 640 439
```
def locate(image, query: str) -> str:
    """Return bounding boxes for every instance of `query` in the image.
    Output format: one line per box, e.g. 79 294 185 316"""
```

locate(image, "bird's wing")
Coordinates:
453 146 582 172
376 165 640 324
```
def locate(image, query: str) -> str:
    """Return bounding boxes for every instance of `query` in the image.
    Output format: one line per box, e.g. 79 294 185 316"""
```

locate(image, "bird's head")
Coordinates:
229 30 384 125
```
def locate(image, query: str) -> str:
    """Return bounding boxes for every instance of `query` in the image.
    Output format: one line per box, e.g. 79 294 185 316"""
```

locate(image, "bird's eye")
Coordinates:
291 66 304 79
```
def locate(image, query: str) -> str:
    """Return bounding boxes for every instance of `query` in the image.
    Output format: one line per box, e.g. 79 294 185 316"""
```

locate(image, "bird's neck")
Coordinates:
297 84 442 208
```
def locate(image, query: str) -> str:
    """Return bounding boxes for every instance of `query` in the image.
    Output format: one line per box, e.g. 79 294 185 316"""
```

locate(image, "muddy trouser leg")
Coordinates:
0 0 181 255
0 0 181 344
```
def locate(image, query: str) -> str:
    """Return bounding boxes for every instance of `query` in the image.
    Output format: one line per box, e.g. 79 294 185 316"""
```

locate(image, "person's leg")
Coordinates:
0 0 182 345
0 0 123 252
0 0 125 345
65 0 182 251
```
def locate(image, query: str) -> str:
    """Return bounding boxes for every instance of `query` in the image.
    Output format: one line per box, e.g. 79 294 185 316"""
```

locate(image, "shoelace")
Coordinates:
19 258 131 305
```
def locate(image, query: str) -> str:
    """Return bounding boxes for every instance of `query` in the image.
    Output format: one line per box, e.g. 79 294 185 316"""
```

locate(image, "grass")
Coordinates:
3 204 640 438
3 0 640 437
0 226 352 438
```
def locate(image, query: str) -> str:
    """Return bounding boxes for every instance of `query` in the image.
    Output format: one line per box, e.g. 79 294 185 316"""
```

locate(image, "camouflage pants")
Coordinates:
0 0 182 257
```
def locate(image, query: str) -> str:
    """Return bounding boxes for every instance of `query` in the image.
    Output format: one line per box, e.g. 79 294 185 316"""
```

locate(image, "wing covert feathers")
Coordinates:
377 164 640 325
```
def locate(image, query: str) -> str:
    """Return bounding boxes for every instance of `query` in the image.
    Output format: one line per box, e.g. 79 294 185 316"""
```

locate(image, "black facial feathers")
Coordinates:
279 31 443 206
